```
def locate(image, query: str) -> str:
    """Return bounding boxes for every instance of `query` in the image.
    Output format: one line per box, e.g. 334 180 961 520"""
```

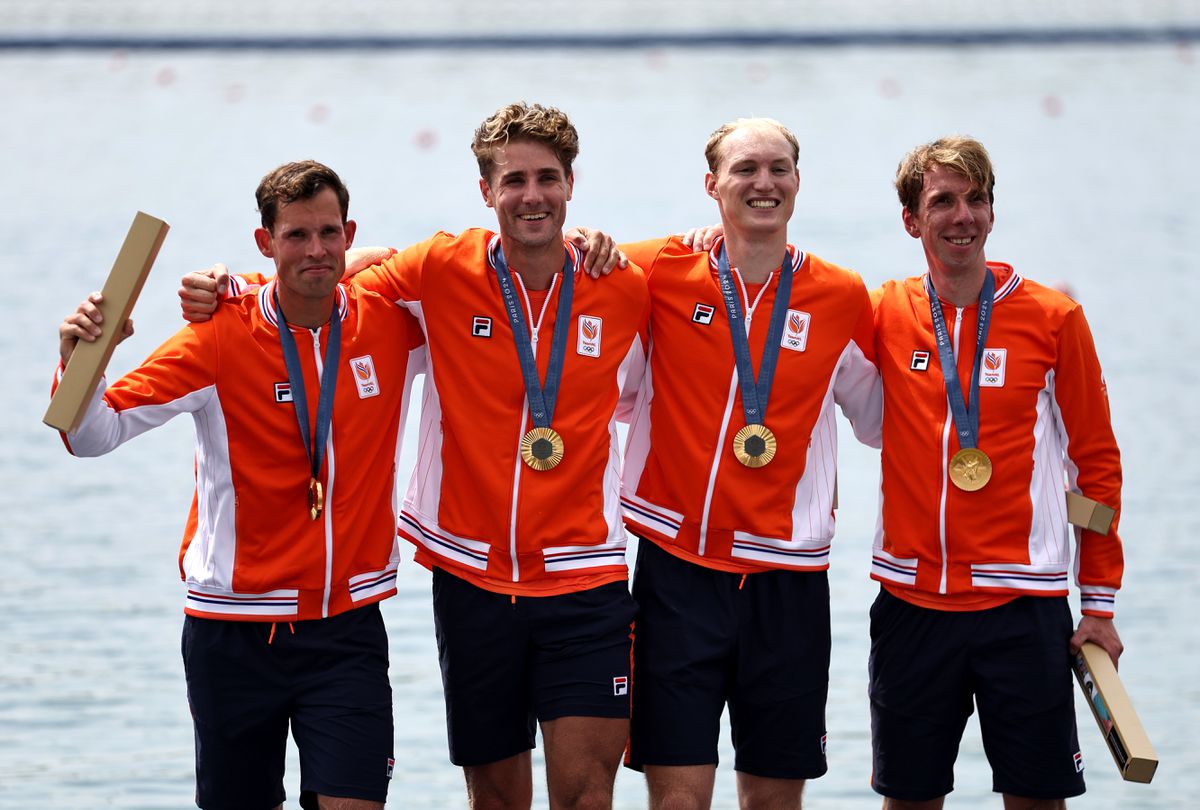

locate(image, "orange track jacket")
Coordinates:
56 283 424 621
619 236 882 574
869 263 1123 617
353 230 650 596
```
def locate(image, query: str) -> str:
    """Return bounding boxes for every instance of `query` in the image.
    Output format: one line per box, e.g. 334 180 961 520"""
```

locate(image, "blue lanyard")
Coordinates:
274 287 341 484
491 243 574 429
716 244 794 427
924 270 994 450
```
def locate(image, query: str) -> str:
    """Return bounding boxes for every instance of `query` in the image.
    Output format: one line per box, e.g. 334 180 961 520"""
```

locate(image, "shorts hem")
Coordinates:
624 753 719 773
992 782 1086 800
539 704 631 722
450 741 537 768
734 763 828 781
872 782 954 802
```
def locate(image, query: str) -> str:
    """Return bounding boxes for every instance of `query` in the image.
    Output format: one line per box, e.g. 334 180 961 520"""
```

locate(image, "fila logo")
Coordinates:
386 757 395 779
1073 751 1084 773
274 382 293 403
821 733 828 755
577 315 603 357
781 309 810 352
472 316 492 338
692 303 715 325
980 348 1007 387
910 351 930 372
612 676 629 696
349 355 381 399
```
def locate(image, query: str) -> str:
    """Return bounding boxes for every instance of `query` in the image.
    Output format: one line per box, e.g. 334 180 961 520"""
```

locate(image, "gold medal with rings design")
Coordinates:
521 427 565 471
733 424 777 468
949 448 992 491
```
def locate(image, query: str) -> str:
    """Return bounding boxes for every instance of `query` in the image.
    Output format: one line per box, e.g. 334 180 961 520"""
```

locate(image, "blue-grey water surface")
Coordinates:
1 43 1197 808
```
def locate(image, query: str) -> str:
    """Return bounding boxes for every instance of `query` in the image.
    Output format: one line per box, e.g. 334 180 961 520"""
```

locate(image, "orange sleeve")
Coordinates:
1054 303 1123 614
619 237 675 277
352 234 446 303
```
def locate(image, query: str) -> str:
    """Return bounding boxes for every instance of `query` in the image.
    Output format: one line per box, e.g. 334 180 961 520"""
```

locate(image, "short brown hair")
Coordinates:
704 118 799 174
471 102 580 181
895 136 995 214
255 160 350 232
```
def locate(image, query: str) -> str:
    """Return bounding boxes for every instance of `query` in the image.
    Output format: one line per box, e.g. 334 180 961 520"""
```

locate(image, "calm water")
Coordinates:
2 43 1197 808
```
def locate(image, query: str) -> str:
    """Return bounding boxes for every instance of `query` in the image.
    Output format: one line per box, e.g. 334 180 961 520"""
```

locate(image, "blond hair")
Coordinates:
704 118 799 173
895 136 995 214
471 101 580 180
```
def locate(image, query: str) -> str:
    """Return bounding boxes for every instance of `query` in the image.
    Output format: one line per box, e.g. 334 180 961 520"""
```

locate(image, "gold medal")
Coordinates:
520 427 565 471
949 448 992 491
733 424 777 468
309 477 324 520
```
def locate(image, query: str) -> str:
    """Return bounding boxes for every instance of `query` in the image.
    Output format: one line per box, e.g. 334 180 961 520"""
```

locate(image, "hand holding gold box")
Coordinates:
1072 641 1158 783
44 212 169 433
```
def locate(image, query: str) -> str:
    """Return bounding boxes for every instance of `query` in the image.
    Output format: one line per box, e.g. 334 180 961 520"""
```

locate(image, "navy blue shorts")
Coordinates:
181 604 394 810
627 539 830 780
431 568 636 767
868 588 1086 801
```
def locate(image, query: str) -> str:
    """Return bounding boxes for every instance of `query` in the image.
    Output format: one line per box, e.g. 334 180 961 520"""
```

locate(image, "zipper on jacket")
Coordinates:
698 269 773 556
507 273 560 583
937 306 964 594
310 325 335 617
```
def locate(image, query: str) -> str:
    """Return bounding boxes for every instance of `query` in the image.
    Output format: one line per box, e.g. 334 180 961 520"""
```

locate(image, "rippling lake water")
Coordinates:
2 41 1197 808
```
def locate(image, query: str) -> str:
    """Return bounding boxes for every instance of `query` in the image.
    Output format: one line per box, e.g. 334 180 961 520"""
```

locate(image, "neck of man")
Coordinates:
929 260 990 307
723 230 789 286
500 234 564 291
277 289 335 331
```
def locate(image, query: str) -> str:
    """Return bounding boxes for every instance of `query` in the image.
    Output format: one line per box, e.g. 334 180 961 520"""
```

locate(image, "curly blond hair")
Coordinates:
471 102 580 181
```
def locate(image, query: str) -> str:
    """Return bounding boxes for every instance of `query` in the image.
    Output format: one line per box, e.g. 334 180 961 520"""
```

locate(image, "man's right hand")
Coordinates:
60 292 134 365
680 224 724 251
179 264 229 323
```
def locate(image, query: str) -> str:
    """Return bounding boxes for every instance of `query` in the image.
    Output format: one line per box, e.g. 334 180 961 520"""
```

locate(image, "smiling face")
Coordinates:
479 138 573 251
705 123 799 241
902 163 994 281
254 186 356 326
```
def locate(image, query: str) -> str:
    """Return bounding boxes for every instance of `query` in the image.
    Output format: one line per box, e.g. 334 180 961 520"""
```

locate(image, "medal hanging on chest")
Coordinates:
491 243 574 471
275 287 341 518
716 244 793 468
925 271 995 491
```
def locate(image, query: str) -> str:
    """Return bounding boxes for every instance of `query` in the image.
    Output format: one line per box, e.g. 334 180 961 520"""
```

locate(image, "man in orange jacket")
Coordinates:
176 104 646 810
616 118 882 809
868 136 1124 809
56 161 423 810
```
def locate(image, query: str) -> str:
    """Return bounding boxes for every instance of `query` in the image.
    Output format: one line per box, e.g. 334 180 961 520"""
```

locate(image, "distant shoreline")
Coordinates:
2 27 1199 52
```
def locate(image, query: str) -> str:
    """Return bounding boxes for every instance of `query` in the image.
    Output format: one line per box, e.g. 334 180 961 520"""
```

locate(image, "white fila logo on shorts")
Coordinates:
274 382 293 403
612 676 628 696
692 303 715 325
1074 751 1084 772
349 355 381 399
387 757 395 779
910 351 931 372
821 733 828 755
577 315 603 357
781 309 811 352
472 316 492 338
980 348 1007 387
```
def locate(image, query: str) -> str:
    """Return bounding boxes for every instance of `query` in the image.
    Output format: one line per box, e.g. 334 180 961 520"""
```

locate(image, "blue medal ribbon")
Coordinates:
924 270 994 451
491 243 574 429
716 243 794 427
273 286 341 515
